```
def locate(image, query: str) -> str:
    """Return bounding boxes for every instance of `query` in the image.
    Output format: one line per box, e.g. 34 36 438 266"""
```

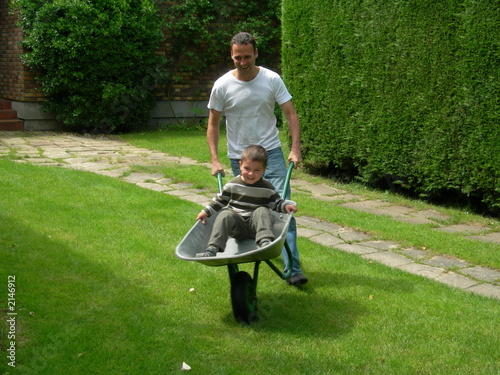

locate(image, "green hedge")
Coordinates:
282 0 499 213
14 0 164 133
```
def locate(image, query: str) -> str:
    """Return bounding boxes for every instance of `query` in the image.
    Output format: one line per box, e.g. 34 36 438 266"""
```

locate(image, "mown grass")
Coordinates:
1 144 499 374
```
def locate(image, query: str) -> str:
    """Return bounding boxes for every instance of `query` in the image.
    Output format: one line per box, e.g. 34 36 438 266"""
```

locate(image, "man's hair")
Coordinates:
230 32 257 51
241 145 267 167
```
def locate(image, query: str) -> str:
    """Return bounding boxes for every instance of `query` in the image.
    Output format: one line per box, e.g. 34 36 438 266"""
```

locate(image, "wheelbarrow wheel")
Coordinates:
230 271 257 324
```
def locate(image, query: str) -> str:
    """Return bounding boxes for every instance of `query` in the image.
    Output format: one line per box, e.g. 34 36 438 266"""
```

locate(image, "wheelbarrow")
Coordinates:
175 163 295 323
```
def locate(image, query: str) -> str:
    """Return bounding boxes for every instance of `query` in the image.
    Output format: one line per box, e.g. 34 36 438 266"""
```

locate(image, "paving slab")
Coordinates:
78 163 115 172
295 216 321 227
434 272 478 289
460 266 500 283
96 168 130 178
399 248 429 260
412 209 450 222
468 232 500 244
170 182 194 189
326 194 362 202
466 284 500 300
164 190 198 198
24 157 55 163
370 205 415 217
64 157 93 165
299 184 346 196
289 178 309 187
438 224 490 234
136 183 172 192
362 251 414 268
333 243 380 255
337 230 372 242
358 240 400 251
398 263 446 279
339 200 393 212
43 152 74 159
122 173 162 183
308 233 345 247
394 216 436 225
316 195 343 202
179 156 197 165
155 178 174 185
179 194 211 206
297 227 323 238
308 221 344 233
423 256 470 269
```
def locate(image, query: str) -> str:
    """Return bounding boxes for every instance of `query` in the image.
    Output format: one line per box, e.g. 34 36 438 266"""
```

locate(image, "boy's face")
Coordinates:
239 159 265 185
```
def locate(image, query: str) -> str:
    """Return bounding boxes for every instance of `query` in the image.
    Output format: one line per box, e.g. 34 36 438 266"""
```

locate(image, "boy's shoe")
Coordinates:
258 238 273 248
195 246 218 257
287 273 308 287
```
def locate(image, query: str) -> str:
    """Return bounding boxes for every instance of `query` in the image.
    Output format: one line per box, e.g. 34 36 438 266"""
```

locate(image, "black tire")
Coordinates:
230 271 257 324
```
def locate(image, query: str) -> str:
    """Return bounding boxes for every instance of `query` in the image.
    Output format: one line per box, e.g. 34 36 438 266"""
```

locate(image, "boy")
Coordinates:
196 145 297 257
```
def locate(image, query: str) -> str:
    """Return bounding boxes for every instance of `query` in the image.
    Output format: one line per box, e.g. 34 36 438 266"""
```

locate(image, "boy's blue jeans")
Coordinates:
230 147 303 275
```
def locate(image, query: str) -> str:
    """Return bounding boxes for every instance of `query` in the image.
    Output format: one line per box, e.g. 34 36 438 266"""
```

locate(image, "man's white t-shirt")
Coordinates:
208 67 292 159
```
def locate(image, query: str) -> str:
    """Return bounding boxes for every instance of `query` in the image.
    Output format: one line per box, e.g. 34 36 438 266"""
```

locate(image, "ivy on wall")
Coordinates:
163 0 282 86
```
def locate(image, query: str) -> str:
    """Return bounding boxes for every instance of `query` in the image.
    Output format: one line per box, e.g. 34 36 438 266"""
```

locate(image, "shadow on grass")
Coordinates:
1 214 201 374
219 268 415 335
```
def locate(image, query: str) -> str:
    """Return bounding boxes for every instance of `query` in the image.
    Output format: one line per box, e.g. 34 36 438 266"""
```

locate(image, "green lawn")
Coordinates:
1 154 499 374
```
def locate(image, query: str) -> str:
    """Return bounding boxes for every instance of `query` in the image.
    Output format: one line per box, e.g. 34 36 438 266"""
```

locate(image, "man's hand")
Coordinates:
196 211 208 224
284 204 298 214
287 150 302 168
211 162 225 177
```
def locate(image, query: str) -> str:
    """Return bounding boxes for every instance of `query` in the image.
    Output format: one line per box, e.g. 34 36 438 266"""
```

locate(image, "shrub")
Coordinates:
14 0 165 133
282 0 500 214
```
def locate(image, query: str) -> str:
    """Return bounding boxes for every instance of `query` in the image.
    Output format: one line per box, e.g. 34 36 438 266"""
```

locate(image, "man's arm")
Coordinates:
207 108 225 176
280 100 302 167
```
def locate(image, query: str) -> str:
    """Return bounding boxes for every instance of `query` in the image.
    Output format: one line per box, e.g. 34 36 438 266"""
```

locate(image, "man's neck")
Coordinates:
233 66 260 82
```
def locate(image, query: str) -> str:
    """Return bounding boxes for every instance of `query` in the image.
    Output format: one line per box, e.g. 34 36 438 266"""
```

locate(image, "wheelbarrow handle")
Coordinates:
216 171 224 194
283 161 294 200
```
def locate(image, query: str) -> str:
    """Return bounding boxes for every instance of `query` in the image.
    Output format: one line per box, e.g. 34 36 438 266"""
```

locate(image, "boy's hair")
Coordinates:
230 32 257 51
241 145 267 167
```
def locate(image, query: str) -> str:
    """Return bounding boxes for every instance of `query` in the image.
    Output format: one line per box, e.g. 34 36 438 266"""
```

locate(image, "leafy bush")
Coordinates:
14 0 165 133
282 0 500 214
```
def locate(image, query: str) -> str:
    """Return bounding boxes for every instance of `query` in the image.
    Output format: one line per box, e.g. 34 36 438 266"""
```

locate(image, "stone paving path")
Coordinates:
1 131 499 300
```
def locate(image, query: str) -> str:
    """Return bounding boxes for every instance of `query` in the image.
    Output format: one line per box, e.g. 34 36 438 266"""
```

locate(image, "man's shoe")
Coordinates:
195 246 218 257
287 273 308 287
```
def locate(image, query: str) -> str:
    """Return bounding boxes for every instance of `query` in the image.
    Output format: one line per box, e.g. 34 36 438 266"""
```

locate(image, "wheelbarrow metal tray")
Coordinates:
175 211 292 267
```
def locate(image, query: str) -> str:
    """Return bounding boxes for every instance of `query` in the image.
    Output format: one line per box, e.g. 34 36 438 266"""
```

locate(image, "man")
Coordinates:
206 32 308 287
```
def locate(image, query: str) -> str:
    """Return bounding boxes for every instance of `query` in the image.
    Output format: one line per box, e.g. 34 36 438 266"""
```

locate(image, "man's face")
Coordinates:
231 43 258 79
239 159 265 185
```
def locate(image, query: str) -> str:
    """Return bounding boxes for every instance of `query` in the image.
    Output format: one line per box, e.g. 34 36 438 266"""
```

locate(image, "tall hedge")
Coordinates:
282 0 499 213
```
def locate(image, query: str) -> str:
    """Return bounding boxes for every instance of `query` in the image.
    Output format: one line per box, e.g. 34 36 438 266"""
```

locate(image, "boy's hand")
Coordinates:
196 211 208 224
285 204 297 214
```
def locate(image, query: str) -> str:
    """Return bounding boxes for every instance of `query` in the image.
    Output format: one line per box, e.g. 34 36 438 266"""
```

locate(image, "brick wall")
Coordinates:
0 0 43 101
